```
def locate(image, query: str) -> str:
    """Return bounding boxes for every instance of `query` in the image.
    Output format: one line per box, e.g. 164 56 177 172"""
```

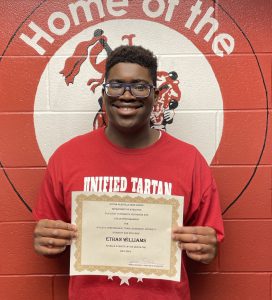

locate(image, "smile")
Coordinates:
112 103 143 111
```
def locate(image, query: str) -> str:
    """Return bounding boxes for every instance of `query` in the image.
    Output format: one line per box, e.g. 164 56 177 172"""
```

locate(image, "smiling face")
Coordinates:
102 62 158 135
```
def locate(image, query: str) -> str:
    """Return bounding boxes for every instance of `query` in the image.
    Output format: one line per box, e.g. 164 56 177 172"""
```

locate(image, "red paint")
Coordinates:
0 223 69 274
214 111 268 165
221 220 272 271
189 273 271 300
0 276 53 300
0 169 45 221
0 114 45 167
212 166 272 218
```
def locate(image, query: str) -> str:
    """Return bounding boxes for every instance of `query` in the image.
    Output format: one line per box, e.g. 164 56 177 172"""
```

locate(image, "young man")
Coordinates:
33 45 224 300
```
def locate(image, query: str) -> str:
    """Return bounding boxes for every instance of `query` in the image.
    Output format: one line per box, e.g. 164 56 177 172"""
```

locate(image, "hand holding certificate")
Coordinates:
70 192 184 281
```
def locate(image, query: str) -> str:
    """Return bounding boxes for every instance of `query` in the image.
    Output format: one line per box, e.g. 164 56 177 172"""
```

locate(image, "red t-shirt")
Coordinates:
33 128 224 300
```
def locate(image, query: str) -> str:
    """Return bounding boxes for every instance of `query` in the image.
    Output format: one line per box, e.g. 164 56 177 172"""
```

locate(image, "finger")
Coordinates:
40 219 77 231
36 236 73 248
179 243 212 253
185 250 212 264
35 244 67 256
173 233 217 245
173 226 216 236
172 233 198 243
34 227 78 239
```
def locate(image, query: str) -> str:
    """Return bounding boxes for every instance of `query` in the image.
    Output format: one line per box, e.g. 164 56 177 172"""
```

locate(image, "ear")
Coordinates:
101 88 106 104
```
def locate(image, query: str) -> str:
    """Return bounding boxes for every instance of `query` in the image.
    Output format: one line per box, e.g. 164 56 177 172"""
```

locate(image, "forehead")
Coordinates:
107 63 152 82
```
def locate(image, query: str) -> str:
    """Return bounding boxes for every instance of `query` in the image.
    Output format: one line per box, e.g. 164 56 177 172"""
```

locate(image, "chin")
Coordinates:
111 119 148 133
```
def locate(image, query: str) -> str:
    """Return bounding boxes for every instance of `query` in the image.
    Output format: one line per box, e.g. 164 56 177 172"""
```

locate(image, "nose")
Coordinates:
120 87 136 99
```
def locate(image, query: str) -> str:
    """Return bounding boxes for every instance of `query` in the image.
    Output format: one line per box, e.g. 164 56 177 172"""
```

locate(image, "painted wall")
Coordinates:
0 0 271 299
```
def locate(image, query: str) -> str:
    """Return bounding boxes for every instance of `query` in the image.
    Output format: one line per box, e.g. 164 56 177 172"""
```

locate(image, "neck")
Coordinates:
105 125 159 149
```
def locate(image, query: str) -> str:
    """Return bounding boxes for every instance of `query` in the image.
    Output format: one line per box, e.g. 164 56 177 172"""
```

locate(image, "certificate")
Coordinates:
70 192 183 281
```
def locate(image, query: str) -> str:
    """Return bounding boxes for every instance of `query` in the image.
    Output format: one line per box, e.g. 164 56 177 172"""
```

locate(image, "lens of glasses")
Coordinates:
105 83 151 98
131 84 151 97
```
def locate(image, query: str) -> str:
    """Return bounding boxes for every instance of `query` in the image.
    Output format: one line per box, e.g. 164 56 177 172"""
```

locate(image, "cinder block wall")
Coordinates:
0 1 271 299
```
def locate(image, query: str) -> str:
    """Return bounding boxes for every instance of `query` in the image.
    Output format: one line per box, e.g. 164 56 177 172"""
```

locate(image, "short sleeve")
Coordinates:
186 151 224 242
32 155 69 222
192 178 224 242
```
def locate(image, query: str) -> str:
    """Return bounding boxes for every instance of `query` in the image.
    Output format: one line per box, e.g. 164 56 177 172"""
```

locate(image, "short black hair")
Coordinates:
105 45 158 86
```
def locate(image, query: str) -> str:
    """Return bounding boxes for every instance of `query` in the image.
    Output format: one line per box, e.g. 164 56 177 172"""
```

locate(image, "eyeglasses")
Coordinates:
103 82 156 98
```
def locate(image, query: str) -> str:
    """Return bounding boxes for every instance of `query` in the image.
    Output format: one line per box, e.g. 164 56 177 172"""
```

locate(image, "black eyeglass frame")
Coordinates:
102 82 156 98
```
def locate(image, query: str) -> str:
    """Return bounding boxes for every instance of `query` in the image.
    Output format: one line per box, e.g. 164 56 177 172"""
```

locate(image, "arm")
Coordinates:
33 151 76 256
172 151 224 264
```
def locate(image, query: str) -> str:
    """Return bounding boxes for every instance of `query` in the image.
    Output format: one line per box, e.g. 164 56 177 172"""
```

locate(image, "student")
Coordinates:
33 45 224 300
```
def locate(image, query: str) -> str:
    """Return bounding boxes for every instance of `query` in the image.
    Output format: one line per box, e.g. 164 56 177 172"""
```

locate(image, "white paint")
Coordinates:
194 6 218 42
142 0 165 18
68 0 105 25
212 33 235 57
165 0 180 22
19 21 54 55
34 19 223 164
185 0 202 29
107 0 129 17
48 12 71 35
